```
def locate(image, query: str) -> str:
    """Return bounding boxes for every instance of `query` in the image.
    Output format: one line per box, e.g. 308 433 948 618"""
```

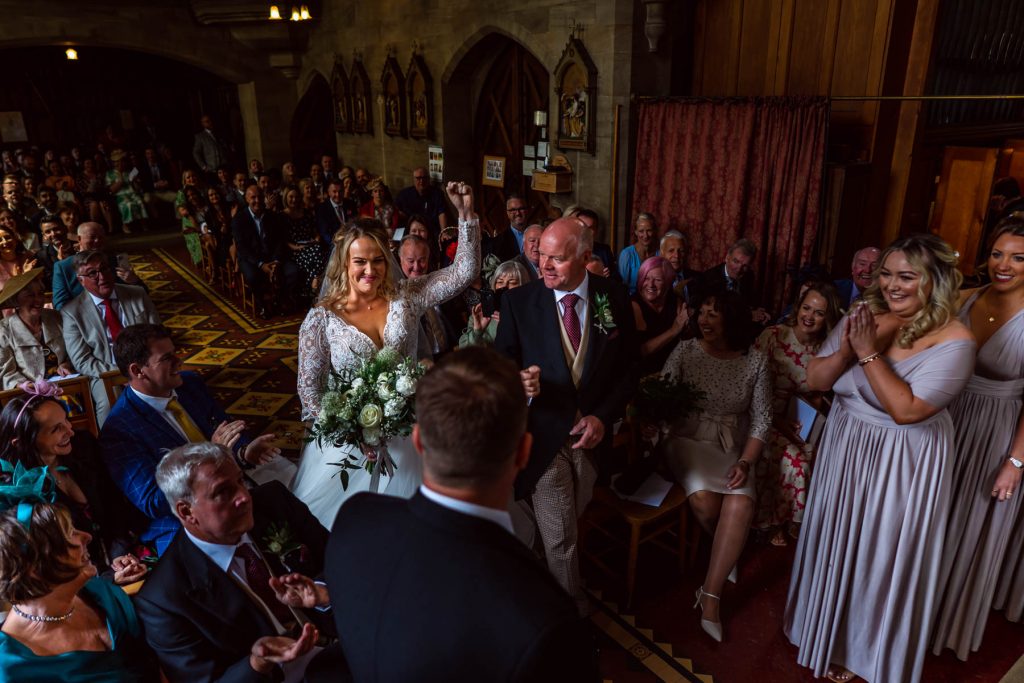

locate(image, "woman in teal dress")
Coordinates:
0 466 155 681
175 169 204 266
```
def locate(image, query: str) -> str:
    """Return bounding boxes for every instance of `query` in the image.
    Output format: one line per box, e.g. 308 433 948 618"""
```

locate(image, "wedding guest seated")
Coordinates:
0 269 73 388
660 288 771 642
315 178 349 246
358 178 398 233
660 230 698 300
692 238 772 324
585 255 607 276
632 256 690 376
569 207 616 278
751 281 841 546
52 222 144 311
101 324 281 555
232 186 300 319
282 185 326 300
0 495 157 681
325 346 599 681
29 186 60 237
514 224 542 282
61 250 160 425
0 223 37 291
33 215 73 285
459 260 529 347
834 245 881 309
395 167 449 236
1 383 148 583
619 212 658 294
136 443 344 683
398 235 458 360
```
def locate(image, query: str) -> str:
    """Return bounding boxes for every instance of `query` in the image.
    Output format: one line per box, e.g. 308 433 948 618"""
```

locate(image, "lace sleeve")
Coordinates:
402 218 481 314
297 307 330 420
660 339 687 382
747 350 773 443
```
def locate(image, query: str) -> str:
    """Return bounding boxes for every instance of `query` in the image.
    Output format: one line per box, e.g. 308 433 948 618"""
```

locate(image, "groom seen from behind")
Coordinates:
325 347 599 682
495 217 638 616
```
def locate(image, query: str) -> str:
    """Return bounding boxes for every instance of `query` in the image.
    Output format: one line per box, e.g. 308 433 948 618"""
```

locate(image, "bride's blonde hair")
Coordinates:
319 218 396 309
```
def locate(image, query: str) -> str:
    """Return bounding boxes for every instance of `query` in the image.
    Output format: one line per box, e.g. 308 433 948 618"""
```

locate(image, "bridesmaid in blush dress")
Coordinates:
932 219 1024 659
785 234 975 683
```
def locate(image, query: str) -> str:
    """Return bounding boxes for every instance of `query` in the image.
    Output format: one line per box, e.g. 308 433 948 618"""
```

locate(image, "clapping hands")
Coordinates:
270 572 329 609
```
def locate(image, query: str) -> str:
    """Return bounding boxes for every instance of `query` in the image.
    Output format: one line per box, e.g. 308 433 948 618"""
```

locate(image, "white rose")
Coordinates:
377 383 393 401
351 377 365 390
384 397 405 417
358 403 382 428
395 375 416 397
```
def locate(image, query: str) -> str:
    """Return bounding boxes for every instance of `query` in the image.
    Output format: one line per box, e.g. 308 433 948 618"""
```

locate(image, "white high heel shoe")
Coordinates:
694 586 723 642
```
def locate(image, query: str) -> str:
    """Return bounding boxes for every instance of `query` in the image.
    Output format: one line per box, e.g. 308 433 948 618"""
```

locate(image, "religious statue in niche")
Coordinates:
350 56 373 135
381 52 406 138
405 52 434 140
331 60 351 134
553 32 597 153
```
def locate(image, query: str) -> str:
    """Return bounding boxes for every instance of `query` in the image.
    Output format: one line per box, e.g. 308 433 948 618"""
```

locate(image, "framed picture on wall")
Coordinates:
553 35 598 154
331 59 351 134
406 52 433 140
482 155 505 187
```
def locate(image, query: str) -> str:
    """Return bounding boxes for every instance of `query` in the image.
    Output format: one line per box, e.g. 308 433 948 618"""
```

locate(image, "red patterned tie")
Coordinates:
103 299 123 342
234 543 294 625
560 292 581 354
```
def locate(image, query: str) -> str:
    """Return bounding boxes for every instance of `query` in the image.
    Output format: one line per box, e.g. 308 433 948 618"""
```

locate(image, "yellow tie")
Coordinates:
166 398 205 443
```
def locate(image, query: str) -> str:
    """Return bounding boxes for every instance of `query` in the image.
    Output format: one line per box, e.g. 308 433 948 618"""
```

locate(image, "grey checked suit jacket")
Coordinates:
61 284 160 425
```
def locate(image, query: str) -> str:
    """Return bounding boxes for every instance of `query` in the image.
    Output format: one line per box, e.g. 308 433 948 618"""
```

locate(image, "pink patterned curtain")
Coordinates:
631 97 828 313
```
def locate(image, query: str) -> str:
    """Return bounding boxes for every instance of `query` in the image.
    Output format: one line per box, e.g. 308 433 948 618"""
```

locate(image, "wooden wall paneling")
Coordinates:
817 0 843 94
786 0 831 95
692 0 745 95
771 0 796 96
736 0 775 95
929 146 997 272
997 139 1024 191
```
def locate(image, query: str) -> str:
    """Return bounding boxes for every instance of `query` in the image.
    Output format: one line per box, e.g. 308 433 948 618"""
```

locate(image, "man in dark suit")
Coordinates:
570 208 618 280
101 324 281 554
691 237 772 323
136 442 344 682
33 215 72 285
495 217 637 615
513 224 542 282
325 347 599 681
833 245 880 309
192 114 232 177
232 185 300 318
314 178 348 246
484 193 528 263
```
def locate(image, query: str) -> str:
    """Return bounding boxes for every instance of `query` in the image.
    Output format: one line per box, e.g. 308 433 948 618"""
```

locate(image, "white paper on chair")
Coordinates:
611 472 673 507
246 456 298 488
48 373 81 381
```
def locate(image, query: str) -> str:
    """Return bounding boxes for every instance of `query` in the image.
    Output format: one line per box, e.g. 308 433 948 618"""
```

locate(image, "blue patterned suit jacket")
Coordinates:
99 371 235 554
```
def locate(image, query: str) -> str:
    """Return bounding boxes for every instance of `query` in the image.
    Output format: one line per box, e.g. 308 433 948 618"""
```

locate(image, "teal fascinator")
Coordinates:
0 460 59 531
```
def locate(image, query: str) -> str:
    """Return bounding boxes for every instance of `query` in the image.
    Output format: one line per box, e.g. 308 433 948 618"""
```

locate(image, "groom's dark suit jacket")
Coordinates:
495 274 638 499
134 482 338 683
326 492 599 682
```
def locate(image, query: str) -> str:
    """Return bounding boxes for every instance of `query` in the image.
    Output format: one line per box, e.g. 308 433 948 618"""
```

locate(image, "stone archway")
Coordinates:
290 72 336 170
442 31 551 233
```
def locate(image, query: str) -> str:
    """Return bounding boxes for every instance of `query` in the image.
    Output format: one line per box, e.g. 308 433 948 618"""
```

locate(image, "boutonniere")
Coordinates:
593 293 617 335
261 522 306 567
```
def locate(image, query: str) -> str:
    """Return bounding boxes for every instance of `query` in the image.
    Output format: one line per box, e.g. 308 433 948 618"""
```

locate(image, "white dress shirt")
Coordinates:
131 388 191 440
553 274 590 328
419 485 514 534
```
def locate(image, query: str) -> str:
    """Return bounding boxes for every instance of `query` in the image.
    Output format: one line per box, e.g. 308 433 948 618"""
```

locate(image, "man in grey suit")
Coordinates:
191 115 231 177
61 250 161 426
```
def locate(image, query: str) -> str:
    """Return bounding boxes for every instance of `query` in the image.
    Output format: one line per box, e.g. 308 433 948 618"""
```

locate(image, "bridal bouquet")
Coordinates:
308 348 425 490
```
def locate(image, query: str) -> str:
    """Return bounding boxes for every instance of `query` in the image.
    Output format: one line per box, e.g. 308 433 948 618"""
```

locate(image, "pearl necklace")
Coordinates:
12 603 75 623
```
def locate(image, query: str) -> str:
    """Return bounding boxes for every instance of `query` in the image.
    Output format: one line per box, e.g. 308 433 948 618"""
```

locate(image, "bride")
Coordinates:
292 181 480 527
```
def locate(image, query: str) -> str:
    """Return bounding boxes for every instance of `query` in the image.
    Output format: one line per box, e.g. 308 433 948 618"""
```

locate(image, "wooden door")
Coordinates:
929 146 997 272
290 74 337 169
473 42 550 235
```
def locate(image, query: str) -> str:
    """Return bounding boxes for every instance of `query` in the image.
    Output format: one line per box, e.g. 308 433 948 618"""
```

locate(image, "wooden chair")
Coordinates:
0 375 100 437
580 415 690 608
100 370 129 410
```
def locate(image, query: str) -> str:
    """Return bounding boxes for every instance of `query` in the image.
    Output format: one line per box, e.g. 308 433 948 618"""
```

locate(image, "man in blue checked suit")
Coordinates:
100 324 281 554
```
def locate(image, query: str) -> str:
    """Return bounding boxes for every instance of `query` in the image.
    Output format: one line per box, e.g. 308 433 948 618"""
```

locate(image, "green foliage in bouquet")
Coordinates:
628 373 706 425
306 347 426 489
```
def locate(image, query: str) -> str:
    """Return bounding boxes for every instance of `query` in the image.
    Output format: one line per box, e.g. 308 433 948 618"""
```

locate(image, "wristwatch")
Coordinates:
1009 456 1023 470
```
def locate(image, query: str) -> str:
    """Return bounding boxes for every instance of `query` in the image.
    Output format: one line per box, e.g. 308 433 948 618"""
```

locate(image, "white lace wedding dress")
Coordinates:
291 218 480 528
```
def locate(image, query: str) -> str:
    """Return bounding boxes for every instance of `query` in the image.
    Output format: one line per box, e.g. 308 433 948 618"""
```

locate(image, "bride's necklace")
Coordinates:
339 296 385 312
12 603 75 623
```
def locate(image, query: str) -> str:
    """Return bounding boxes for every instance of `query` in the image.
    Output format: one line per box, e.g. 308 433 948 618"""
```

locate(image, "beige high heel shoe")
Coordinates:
693 586 722 642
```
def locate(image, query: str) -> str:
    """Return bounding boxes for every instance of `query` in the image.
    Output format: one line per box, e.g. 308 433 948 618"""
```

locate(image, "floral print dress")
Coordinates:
753 324 821 530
